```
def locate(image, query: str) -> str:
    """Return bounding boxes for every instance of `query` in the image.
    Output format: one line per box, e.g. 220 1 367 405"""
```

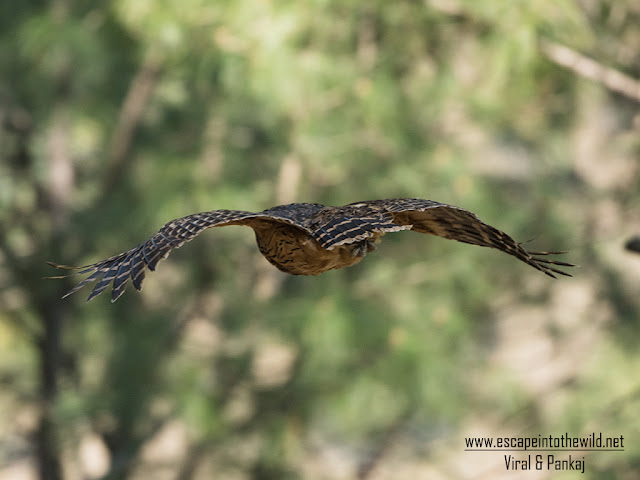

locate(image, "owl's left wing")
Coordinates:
47 209 286 302
364 198 574 278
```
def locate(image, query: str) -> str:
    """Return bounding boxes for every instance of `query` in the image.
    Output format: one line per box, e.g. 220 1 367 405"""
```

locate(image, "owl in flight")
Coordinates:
48 198 574 302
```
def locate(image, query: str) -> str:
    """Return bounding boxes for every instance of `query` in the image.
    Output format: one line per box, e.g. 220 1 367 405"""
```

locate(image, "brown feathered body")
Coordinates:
48 198 573 302
251 220 380 275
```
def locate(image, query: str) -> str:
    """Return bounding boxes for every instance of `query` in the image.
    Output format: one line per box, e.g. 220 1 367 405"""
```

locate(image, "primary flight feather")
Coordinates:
48 198 574 302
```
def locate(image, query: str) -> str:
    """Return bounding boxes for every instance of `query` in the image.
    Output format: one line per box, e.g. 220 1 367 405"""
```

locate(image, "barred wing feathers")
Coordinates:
312 215 411 250
48 209 303 303
378 198 573 278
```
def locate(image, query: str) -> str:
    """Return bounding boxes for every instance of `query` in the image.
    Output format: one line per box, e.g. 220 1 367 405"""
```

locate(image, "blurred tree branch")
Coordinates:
102 51 163 199
174 442 211 480
357 408 412 480
540 40 640 103
32 1 77 476
99 411 176 480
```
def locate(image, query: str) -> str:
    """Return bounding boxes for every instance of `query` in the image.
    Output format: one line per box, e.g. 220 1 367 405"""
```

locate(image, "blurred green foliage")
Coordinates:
2 1 640 479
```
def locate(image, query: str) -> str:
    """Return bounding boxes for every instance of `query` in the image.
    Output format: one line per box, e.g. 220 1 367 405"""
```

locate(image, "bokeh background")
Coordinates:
2 1 640 479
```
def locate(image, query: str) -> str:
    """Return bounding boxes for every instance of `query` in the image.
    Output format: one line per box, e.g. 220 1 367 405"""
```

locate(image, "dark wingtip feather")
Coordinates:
130 249 146 291
110 253 134 302
47 261 72 269
86 283 107 302
85 262 122 302
528 251 576 278
47 251 139 302
45 262 96 279
48 241 165 302
61 269 106 299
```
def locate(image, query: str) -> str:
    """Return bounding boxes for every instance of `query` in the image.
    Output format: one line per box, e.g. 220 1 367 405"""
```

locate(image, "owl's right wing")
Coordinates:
380 198 574 278
47 210 291 303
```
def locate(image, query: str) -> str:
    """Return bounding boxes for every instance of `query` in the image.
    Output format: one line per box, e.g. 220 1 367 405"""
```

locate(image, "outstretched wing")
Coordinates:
48 209 291 302
351 198 574 278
